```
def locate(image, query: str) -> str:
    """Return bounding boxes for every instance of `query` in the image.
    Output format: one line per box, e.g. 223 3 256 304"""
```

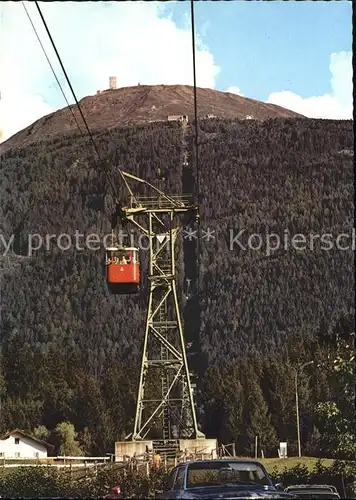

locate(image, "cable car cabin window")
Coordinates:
106 249 138 265
106 247 140 294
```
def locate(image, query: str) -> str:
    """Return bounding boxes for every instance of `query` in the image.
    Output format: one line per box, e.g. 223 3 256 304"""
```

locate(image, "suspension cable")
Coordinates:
190 0 201 296
22 2 85 138
190 0 200 203
34 1 119 200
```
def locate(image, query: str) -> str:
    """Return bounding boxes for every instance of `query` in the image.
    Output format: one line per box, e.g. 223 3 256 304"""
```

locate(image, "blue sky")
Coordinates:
165 1 352 101
0 1 353 142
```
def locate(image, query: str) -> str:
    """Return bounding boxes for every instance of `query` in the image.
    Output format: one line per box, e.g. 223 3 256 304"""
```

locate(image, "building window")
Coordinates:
15 452 20 458
15 438 20 444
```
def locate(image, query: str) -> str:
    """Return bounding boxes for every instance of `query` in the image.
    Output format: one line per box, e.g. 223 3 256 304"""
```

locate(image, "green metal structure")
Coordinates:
115 169 205 442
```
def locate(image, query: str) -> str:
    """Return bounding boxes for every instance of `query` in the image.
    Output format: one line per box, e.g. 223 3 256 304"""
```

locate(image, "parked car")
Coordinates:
157 459 297 499
284 485 341 499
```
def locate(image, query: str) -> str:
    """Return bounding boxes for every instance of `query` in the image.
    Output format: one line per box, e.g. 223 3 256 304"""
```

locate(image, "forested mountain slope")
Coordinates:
0 117 353 456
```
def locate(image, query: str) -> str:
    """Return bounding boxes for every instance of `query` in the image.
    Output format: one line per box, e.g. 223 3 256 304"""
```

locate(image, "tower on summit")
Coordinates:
109 76 117 90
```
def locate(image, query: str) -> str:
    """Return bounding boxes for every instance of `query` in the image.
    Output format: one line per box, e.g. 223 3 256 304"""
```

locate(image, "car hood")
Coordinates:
181 486 296 499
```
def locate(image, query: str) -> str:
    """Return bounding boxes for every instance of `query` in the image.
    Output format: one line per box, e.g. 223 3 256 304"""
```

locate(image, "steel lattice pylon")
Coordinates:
114 170 205 441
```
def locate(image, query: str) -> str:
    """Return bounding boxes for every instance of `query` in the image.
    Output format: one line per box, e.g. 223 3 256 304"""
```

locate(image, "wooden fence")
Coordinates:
0 456 111 468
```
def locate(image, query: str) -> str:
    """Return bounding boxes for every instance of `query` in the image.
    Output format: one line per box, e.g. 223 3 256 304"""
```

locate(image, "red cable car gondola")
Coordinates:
106 246 140 294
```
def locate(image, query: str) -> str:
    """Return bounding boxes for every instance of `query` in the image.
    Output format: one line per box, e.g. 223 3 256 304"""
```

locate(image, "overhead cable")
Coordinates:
34 1 119 199
190 0 201 298
22 1 85 137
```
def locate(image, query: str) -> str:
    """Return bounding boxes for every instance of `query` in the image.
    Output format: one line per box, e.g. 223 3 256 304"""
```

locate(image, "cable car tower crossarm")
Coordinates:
113 169 205 443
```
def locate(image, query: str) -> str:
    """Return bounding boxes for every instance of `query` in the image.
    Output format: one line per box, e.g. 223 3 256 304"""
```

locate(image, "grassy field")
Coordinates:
255 457 334 473
0 456 336 474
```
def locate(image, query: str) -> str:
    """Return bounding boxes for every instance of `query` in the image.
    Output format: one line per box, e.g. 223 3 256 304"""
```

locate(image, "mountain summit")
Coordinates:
1 84 303 152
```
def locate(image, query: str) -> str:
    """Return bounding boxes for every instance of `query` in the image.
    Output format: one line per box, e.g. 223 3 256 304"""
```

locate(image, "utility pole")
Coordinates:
295 361 314 457
295 371 301 458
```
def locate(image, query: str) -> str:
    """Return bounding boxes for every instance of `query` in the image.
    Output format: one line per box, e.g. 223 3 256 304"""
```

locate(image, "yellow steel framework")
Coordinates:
114 169 205 441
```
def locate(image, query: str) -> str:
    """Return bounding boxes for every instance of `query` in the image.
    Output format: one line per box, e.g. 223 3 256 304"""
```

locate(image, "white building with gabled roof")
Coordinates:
0 429 54 458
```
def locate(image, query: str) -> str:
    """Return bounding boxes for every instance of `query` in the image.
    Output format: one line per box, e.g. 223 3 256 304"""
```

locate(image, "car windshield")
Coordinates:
186 461 271 488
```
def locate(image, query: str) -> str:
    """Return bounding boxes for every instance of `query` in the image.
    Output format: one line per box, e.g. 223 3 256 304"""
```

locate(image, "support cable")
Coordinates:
22 2 85 137
34 1 119 200
190 0 201 296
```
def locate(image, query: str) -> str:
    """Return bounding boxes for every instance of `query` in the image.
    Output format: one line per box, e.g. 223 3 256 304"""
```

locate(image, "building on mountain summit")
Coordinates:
167 115 188 123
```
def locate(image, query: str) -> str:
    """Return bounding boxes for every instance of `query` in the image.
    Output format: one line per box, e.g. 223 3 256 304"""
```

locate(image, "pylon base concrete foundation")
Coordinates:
114 438 217 462
115 440 153 462
179 438 217 459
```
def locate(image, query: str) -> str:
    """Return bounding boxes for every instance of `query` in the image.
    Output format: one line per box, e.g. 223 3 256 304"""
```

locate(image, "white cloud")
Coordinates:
225 86 244 97
0 1 220 143
0 90 53 143
267 51 353 119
